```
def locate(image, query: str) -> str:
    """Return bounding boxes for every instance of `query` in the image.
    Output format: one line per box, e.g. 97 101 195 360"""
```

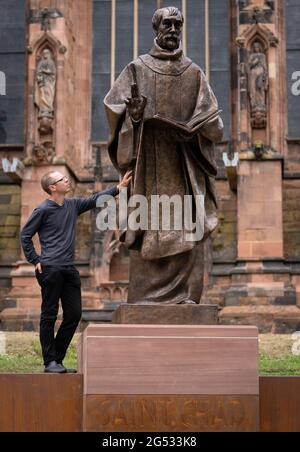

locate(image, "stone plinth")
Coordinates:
112 304 219 325
78 324 259 432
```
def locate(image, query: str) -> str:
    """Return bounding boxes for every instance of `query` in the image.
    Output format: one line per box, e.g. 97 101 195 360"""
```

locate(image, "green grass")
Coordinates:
0 355 43 373
259 354 300 376
0 333 299 375
0 333 77 373
258 334 300 376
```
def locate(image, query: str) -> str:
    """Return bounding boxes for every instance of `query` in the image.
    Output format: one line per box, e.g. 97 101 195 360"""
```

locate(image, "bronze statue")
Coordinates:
248 41 268 128
104 6 223 305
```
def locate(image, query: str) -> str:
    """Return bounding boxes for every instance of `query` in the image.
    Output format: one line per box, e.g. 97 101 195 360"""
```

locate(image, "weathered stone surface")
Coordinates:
220 305 300 333
283 180 300 259
212 181 237 261
0 185 21 264
238 161 283 259
224 283 297 307
73 182 95 262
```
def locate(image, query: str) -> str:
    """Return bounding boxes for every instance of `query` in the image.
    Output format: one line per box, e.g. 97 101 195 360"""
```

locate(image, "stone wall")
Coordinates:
0 184 21 309
283 179 300 260
211 180 237 262
74 182 95 263
0 185 21 263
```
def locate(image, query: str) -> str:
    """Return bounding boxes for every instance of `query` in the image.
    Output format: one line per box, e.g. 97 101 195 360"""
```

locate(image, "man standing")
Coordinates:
104 7 223 305
20 170 132 373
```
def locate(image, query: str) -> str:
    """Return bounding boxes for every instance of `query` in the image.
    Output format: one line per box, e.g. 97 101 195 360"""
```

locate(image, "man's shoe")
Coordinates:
44 361 67 374
58 363 77 373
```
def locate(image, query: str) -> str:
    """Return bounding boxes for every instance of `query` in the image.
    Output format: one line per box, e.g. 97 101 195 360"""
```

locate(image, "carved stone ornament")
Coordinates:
27 17 68 167
35 48 56 119
32 46 57 164
248 41 268 129
29 7 63 32
236 23 279 49
32 143 55 165
38 116 54 135
239 0 275 24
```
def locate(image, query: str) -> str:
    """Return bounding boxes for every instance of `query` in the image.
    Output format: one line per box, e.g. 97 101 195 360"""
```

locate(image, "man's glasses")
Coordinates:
52 176 68 185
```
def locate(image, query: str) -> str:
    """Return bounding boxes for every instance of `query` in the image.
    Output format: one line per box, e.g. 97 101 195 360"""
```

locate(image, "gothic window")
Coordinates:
0 0 26 144
286 0 300 138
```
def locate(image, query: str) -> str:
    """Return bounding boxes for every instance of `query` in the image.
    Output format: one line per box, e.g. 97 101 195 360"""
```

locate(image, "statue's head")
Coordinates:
152 7 184 51
252 41 263 54
42 48 51 60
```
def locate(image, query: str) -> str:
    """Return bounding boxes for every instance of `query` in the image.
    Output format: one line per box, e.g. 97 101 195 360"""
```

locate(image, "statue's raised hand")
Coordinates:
125 83 147 122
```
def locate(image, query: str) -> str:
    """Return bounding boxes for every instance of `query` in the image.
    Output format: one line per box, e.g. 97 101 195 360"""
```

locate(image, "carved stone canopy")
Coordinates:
239 0 275 10
27 32 67 56
236 23 278 49
29 7 63 32
239 0 275 24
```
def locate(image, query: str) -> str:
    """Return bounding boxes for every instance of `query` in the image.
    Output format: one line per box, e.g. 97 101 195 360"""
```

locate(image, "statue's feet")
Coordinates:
178 299 197 305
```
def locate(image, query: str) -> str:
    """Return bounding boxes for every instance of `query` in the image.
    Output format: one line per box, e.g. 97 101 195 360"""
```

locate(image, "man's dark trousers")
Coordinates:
35 265 82 365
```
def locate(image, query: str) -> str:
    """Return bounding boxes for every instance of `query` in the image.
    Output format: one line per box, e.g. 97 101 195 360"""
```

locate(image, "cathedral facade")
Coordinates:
0 0 300 332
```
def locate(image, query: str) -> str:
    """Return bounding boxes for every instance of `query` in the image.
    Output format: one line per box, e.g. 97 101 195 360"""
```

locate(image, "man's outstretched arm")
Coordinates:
75 186 119 216
20 208 44 265
75 170 132 215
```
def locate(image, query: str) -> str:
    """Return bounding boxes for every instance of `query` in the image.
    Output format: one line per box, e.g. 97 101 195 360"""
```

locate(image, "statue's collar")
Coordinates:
139 39 192 76
149 39 183 60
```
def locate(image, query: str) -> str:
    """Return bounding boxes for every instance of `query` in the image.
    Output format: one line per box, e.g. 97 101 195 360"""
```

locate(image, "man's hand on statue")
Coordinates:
117 170 133 190
35 262 42 274
124 95 147 122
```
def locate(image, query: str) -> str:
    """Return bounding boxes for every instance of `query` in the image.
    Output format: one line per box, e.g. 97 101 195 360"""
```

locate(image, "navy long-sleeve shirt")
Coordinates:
20 186 119 266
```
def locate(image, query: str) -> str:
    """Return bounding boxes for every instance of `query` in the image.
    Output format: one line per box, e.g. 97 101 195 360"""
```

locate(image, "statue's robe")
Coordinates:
35 59 56 114
104 40 223 304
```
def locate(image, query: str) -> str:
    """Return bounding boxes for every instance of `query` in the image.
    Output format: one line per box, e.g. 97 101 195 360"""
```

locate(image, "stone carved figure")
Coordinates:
32 143 55 165
248 41 268 128
35 48 56 119
104 7 223 305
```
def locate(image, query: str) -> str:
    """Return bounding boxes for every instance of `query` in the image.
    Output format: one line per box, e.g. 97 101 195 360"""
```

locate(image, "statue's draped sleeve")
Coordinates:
193 68 224 144
181 68 224 213
104 65 143 176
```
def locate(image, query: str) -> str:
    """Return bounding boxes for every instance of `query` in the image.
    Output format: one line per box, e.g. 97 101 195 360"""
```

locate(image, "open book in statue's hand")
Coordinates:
146 109 222 135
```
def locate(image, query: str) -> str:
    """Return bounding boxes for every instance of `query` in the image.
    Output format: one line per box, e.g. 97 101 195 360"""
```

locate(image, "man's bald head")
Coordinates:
41 171 70 195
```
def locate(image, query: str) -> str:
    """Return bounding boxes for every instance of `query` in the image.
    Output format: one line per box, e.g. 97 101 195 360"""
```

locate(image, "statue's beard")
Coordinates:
157 32 180 51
